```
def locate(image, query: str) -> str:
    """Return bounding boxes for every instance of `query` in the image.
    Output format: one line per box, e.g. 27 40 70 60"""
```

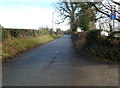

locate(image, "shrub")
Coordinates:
2 28 11 40
85 30 101 48
85 30 120 62
2 28 54 41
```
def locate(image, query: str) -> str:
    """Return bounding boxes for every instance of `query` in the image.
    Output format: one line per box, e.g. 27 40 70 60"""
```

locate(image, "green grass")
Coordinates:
2 35 55 60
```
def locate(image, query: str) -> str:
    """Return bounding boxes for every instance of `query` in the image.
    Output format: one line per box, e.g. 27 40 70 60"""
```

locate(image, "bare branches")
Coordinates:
55 1 80 31
111 0 120 6
64 2 72 13
55 15 70 24
87 1 120 22
89 2 109 16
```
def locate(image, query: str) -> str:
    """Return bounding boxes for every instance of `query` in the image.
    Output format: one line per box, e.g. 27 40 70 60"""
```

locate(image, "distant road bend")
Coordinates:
3 35 118 86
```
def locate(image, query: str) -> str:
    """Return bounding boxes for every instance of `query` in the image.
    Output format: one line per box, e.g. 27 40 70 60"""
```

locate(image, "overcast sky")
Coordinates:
0 0 69 30
0 0 119 31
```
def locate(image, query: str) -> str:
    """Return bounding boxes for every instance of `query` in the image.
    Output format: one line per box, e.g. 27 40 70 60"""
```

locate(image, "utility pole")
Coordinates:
52 12 54 31
111 5 116 32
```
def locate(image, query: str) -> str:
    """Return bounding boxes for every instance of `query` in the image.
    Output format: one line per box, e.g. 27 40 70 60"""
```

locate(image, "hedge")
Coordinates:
85 30 120 62
2 28 52 41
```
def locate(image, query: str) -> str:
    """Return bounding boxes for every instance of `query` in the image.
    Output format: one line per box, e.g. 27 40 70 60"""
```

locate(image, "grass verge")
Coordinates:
2 35 56 62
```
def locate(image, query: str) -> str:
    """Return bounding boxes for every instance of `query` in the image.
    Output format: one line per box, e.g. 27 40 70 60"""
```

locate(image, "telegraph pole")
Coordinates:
52 12 54 31
111 5 116 32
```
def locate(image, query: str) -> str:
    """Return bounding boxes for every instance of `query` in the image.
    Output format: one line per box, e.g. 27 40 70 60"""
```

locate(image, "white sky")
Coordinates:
0 0 70 31
0 0 119 31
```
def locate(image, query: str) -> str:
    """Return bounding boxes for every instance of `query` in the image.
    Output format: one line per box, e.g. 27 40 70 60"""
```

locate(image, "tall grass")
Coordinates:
2 35 55 60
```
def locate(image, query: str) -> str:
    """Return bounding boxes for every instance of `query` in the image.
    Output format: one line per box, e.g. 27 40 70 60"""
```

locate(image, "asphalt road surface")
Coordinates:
3 35 118 86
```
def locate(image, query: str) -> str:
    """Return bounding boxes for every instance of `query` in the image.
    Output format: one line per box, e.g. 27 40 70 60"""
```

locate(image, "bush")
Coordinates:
2 28 10 40
85 30 101 48
2 28 53 41
71 32 87 49
85 30 120 62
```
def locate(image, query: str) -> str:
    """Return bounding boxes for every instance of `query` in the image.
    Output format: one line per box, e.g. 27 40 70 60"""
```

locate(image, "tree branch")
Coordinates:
88 2 120 22
111 0 120 6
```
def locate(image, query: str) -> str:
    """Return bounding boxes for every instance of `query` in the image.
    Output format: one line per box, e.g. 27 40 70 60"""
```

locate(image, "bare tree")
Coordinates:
55 1 97 31
55 1 80 31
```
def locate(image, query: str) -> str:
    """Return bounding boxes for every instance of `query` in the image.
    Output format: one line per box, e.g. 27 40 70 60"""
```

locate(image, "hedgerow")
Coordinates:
2 28 52 40
71 30 120 62
2 28 63 62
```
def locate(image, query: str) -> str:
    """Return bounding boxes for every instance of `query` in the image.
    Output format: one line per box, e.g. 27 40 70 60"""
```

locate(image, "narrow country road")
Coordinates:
3 35 118 86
